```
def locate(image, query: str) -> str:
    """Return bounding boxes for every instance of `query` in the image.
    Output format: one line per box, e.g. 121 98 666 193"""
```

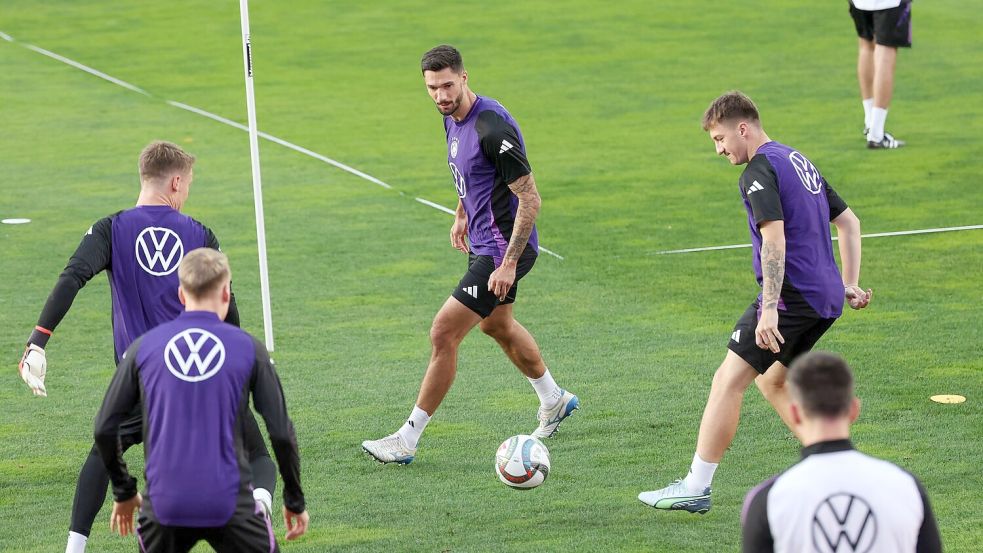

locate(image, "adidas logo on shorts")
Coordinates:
463 285 479 298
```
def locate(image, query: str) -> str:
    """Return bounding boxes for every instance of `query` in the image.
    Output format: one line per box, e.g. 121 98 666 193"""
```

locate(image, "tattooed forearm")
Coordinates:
760 239 785 310
504 174 541 263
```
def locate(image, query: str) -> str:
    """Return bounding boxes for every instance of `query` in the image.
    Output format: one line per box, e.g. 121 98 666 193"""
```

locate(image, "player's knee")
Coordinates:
478 317 510 340
429 321 461 353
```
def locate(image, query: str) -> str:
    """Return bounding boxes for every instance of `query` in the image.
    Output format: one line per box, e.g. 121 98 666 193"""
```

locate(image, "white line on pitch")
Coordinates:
653 224 983 255
23 44 150 96
8 31 564 259
414 198 565 260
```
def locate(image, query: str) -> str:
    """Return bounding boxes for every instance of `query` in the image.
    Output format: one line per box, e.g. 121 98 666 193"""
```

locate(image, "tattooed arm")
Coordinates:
756 220 786 353
487 173 541 300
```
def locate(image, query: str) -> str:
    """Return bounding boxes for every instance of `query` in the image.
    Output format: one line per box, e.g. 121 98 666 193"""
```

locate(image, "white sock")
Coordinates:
862 98 874 131
529 369 562 408
253 487 273 514
397 405 430 449
869 107 888 142
66 531 88 553
682 453 718 494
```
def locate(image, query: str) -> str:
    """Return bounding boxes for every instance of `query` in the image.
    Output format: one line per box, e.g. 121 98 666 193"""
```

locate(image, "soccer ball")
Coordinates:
495 435 551 489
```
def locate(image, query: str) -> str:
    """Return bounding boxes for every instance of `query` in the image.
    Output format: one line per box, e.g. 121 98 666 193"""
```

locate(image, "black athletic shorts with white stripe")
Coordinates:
452 245 537 318
136 496 278 553
728 283 837 374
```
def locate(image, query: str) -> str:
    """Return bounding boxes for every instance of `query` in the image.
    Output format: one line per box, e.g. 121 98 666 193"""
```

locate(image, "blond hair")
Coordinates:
179 248 230 299
139 141 195 183
701 91 760 131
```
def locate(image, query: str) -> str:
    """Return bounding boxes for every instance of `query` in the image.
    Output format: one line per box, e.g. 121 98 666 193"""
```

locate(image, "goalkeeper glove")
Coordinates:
19 344 47 397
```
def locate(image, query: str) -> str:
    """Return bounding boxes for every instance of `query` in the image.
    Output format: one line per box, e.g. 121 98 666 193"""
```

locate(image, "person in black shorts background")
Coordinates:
361 45 579 465
849 0 912 149
639 91 872 513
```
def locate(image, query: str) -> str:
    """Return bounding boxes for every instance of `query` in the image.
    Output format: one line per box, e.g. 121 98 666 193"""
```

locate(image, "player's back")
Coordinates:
133 310 258 527
108 205 210 357
767 447 926 552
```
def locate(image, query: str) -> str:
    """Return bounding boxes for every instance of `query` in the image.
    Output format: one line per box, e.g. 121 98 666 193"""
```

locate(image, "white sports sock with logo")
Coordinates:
862 98 874 131
66 531 87 553
529 369 562 408
397 405 430 449
869 107 888 142
683 453 718 494
253 487 273 515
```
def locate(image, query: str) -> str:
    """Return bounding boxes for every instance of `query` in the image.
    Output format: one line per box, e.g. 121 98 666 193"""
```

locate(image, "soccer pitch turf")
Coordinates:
1 1 980 551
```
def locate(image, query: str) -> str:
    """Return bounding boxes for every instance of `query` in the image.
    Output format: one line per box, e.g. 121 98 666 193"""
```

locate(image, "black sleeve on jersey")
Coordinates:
914 477 943 553
741 477 776 553
249 338 305 513
93 338 143 502
741 156 783 226
203 226 240 327
476 109 532 186
824 180 849 221
30 216 115 348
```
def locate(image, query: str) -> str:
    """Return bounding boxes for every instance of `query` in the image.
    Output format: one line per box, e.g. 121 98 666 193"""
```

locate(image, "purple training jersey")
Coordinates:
444 95 539 264
135 311 256 526
739 142 849 319
108 205 211 356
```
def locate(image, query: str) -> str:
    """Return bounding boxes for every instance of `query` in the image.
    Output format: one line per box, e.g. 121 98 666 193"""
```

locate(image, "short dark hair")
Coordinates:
701 91 760 131
139 140 195 183
421 44 464 74
788 352 855 418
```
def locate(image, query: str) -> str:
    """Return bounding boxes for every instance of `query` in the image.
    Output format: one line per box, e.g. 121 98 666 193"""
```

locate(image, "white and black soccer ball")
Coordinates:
495 435 551 489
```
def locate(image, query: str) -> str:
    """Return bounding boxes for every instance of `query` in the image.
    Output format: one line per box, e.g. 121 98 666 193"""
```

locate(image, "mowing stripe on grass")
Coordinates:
652 224 983 255
2 31 565 260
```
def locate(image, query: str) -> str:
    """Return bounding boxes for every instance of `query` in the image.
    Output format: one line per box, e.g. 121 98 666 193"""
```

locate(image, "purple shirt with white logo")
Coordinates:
444 95 538 264
108 206 210 357
95 310 306 526
739 142 849 319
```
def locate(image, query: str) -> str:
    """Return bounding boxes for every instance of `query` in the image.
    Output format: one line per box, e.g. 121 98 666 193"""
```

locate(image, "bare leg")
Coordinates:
478 304 546 379
754 361 799 439
857 38 875 101
873 43 897 109
695 351 759 463
414 297 482 415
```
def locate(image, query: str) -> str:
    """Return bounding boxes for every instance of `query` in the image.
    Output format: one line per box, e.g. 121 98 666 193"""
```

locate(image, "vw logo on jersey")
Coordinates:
449 161 467 199
164 328 226 383
789 151 823 195
450 137 459 159
135 227 185 276
811 493 877 553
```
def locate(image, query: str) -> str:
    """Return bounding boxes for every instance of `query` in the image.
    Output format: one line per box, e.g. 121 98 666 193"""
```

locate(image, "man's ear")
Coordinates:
849 397 861 423
178 286 187 306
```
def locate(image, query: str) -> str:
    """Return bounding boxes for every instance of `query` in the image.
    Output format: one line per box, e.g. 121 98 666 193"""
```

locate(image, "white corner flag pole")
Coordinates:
239 0 275 351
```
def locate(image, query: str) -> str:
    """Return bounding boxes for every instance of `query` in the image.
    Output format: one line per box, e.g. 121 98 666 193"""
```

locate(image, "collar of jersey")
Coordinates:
451 95 483 127
801 438 854 459
179 310 222 322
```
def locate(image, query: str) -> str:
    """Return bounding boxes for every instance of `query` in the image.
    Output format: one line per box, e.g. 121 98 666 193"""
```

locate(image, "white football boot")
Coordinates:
362 432 416 465
531 389 580 439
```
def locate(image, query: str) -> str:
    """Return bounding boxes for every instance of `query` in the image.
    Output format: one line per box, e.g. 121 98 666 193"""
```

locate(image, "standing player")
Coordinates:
16 141 277 553
742 352 941 552
849 0 912 149
638 92 872 513
361 45 579 464
95 248 308 552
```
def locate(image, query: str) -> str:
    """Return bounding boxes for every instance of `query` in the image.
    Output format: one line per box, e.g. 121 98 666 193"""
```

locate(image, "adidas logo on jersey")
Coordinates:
463 285 479 298
499 139 514 154
747 181 764 194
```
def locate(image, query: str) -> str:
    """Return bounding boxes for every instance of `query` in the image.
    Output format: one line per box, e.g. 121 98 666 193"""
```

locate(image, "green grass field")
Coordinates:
1 1 980 551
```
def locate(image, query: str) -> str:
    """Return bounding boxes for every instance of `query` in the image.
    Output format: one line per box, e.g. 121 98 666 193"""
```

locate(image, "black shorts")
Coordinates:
849 1 912 48
136 498 278 553
727 300 836 374
452 245 537 318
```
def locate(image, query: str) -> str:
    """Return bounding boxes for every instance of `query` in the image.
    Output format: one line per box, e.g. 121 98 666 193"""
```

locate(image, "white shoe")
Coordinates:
531 389 580 439
362 432 416 464
638 479 712 514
